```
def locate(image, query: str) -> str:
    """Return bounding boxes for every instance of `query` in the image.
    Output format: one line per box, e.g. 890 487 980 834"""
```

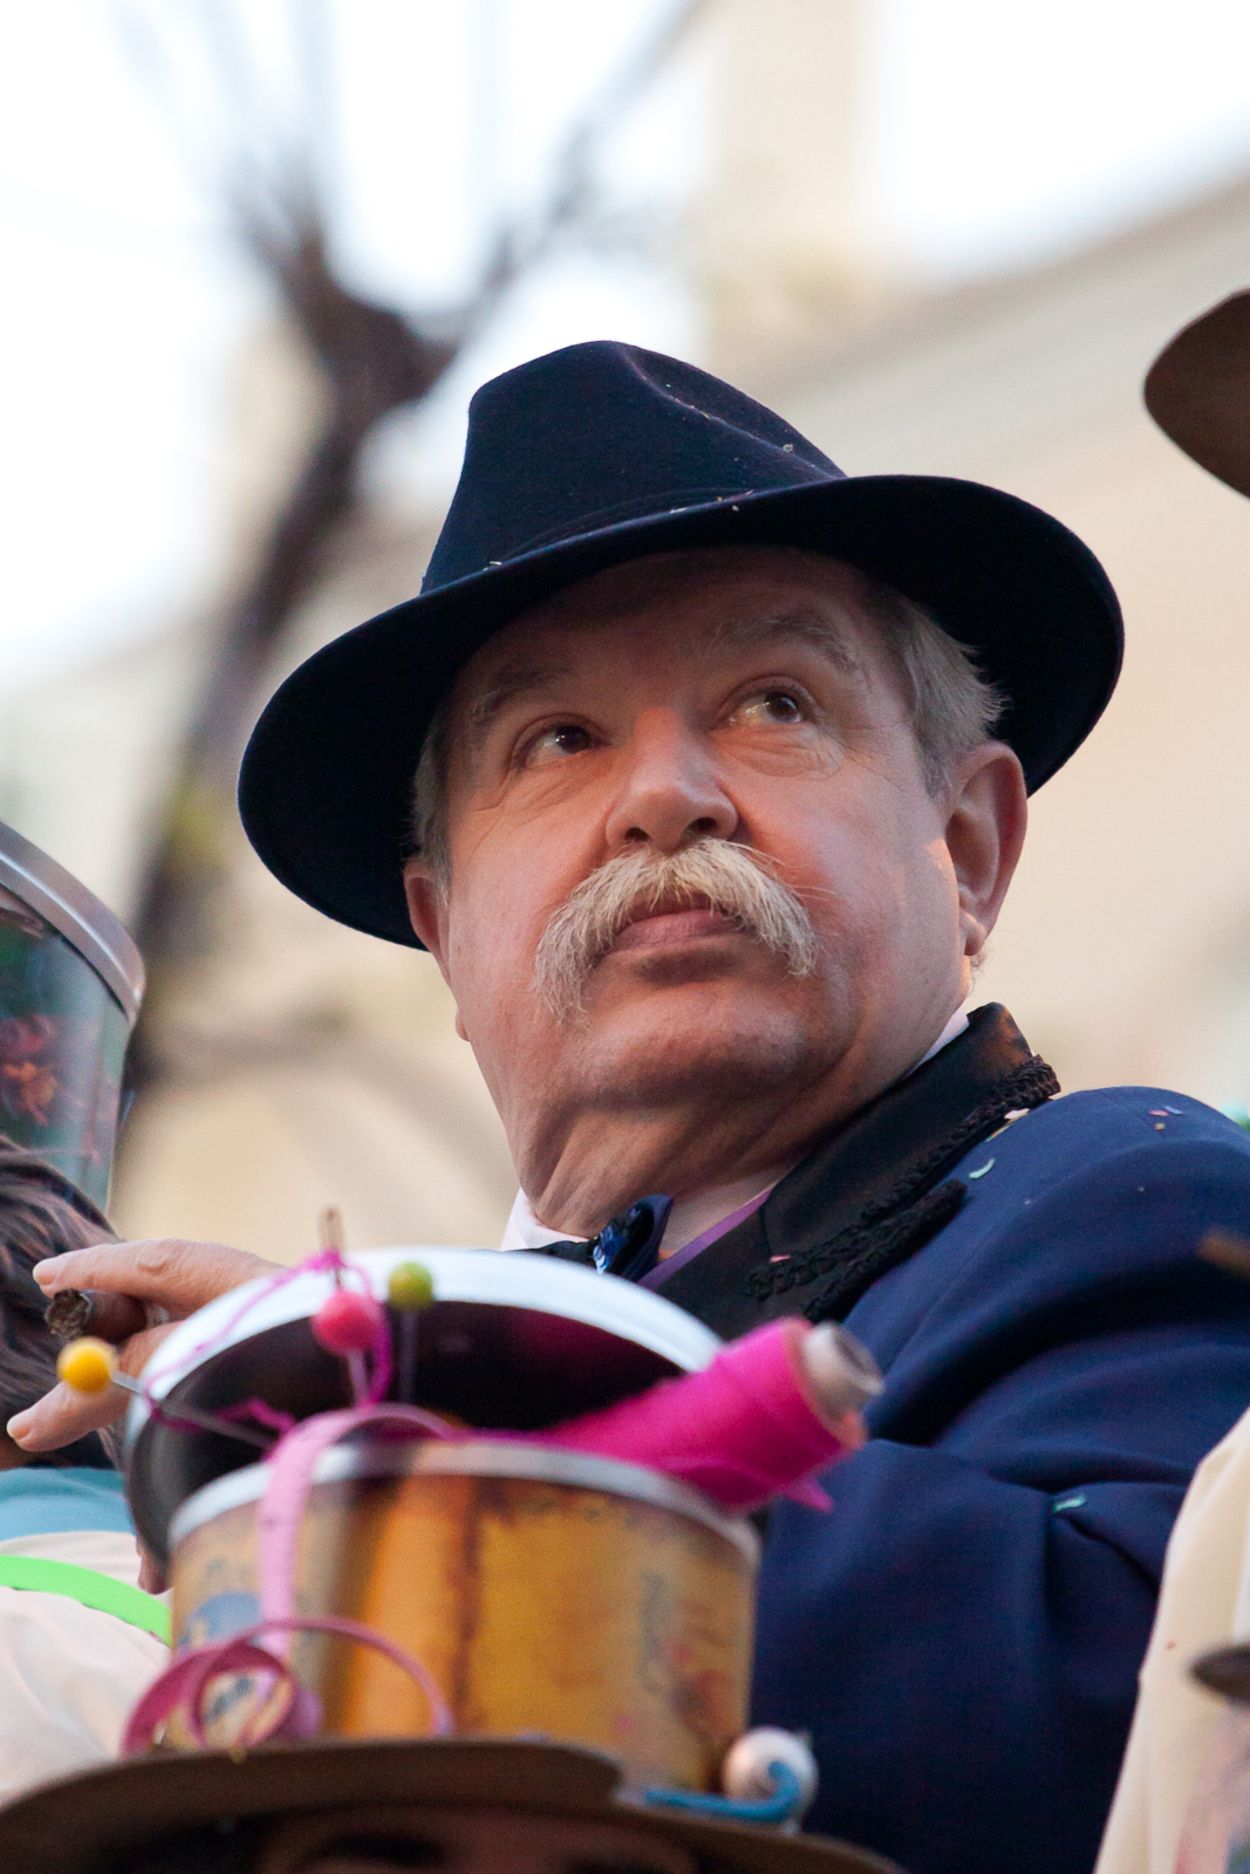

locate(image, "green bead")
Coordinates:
388 1261 435 1311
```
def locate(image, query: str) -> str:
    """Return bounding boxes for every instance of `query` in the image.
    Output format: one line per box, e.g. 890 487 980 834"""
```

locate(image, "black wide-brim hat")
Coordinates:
1144 289 1250 497
0 1738 897 1874
239 340 1123 946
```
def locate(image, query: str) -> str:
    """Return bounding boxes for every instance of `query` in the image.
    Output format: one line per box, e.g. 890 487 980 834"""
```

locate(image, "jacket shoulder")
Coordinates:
955 1083 1250 1189
1042 1084 1250 1149
851 1083 1250 1361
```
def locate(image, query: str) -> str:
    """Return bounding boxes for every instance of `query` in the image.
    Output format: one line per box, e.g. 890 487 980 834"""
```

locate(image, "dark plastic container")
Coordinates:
0 820 144 1208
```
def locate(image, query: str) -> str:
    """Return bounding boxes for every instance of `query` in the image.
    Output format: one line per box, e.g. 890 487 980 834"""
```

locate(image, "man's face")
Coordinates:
406 546 1019 1205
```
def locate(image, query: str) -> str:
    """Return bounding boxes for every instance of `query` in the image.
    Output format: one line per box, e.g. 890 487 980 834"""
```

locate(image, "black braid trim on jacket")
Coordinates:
747 1049 1060 1322
800 1180 966 1322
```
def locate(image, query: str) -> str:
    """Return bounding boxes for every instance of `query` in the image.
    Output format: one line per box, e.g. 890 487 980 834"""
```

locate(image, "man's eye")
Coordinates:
523 722 593 763
734 689 806 725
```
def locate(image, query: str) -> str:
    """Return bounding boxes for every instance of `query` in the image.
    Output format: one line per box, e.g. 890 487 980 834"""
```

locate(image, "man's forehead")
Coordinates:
452 546 878 726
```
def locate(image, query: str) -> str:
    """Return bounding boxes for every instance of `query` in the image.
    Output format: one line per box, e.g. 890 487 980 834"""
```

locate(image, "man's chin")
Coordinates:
565 991 816 1104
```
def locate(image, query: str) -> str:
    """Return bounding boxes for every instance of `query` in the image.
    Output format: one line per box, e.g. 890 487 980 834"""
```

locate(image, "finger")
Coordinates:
7 1321 176 1452
6 1379 123 1449
33 1239 273 1316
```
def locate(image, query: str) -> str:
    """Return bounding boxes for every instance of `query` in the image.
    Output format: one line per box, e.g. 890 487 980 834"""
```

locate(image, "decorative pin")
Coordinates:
312 1288 384 1404
55 1338 271 1449
387 1261 435 1403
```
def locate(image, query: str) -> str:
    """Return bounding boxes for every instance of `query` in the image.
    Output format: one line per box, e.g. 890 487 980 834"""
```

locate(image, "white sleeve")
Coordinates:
0 1589 168 1803
1095 1408 1250 1874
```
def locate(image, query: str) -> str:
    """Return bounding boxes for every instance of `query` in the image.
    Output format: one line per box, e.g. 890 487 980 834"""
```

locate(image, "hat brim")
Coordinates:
0 1737 897 1874
238 475 1122 946
1144 290 1250 497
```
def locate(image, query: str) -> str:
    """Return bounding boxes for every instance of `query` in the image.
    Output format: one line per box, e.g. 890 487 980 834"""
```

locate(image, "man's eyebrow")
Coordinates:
461 606 863 749
707 606 867 677
462 660 570 747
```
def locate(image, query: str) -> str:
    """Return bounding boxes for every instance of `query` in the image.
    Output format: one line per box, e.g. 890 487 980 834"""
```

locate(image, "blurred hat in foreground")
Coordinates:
0 1738 897 1874
1144 291 1250 498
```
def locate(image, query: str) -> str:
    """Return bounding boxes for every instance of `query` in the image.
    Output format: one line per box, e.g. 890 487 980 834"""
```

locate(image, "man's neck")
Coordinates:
506 1007 969 1247
502 1165 787 1256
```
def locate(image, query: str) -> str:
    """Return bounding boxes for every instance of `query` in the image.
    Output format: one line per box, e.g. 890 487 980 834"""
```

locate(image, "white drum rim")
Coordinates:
130 1246 719 1430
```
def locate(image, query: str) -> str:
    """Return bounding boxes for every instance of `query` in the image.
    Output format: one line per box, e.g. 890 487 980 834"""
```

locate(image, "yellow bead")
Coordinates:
387 1262 435 1311
56 1337 116 1395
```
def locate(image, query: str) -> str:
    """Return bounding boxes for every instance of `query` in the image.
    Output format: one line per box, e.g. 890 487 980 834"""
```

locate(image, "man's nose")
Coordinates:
603 710 739 853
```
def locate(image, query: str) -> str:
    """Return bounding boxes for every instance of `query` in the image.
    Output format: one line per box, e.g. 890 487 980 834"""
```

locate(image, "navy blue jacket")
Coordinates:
658 1008 1250 1874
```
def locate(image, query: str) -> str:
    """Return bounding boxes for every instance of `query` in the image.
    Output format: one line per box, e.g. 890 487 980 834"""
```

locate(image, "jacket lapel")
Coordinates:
658 1005 1057 1337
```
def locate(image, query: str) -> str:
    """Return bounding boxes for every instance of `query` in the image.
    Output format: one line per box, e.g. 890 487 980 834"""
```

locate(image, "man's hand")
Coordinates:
7 1239 277 1452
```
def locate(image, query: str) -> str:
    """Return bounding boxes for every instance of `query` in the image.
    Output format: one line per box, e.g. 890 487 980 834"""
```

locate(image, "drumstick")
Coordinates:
314 1205 371 1394
320 1206 346 1279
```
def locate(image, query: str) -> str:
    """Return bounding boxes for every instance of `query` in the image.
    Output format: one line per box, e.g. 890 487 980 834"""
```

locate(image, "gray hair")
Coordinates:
410 573 1004 889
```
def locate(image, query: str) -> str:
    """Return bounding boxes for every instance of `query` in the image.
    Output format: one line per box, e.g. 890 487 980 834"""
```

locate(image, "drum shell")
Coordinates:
170 1441 758 1792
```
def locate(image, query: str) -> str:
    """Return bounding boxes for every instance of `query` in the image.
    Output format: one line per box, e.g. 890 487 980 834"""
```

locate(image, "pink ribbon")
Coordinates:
126 1402 464 1755
122 1613 452 1756
257 1403 464 1654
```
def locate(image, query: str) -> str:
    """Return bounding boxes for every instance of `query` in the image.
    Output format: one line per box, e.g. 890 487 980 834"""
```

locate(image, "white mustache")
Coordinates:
533 842 819 1022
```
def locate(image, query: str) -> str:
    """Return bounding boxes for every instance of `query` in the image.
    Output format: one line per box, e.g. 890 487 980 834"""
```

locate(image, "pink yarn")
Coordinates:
141 1248 394 1434
122 1614 452 1756
530 1317 864 1513
258 1403 464 1656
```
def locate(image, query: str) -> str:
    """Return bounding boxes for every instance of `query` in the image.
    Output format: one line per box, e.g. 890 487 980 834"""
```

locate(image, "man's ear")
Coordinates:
403 858 450 970
943 743 1028 960
404 860 470 1040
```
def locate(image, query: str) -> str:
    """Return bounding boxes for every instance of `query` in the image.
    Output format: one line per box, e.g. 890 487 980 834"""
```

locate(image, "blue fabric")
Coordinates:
0 1467 132 1540
751 1086 1250 1874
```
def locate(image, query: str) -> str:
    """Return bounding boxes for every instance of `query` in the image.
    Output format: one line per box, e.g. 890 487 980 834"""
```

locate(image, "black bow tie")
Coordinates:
539 1194 673 1282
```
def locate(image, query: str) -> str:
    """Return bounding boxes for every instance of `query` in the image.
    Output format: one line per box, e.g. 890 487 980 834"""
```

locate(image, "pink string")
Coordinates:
124 1400 465 1757
219 1397 298 1436
139 1248 391 1438
258 1403 466 1662
144 1249 357 1393
526 1318 862 1514
122 1614 452 1757
358 1298 392 1407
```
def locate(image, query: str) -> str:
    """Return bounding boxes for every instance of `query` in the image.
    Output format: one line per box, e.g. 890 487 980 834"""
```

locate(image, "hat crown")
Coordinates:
423 341 844 592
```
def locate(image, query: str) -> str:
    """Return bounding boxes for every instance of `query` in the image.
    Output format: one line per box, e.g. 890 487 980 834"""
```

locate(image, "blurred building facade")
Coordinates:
4 11 1250 1255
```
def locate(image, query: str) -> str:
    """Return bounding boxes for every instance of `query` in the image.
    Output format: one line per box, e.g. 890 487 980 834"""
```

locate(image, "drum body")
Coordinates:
170 1441 758 1791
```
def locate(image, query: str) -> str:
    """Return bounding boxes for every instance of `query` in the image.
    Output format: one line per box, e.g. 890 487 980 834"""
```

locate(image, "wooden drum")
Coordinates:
170 1440 758 1792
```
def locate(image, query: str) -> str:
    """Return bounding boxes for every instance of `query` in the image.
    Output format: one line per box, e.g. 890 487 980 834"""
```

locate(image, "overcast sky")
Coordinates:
2 0 1249 694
